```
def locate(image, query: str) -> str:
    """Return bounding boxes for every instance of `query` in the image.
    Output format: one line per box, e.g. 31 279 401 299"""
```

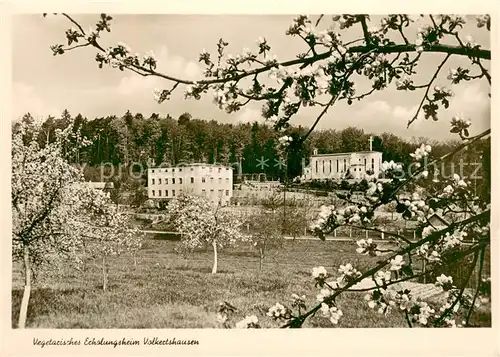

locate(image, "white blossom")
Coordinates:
435 274 454 289
389 255 405 271
320 303 343 324
312 266 328 280
267 303 289 319
316 288 333 302
235 315 259 328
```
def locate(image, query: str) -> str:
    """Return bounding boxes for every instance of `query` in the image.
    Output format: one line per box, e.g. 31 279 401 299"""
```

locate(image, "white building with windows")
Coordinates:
147 163 233 206
302 137 383 181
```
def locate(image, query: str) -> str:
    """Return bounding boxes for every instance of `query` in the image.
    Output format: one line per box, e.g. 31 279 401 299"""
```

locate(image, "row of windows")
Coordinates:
151 167 230 174
315 158 375 174
151 189 230 197
151 177 230 185
201 189 230 196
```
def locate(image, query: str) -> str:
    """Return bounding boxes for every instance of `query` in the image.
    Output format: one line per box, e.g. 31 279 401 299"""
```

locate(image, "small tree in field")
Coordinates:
169 194 247 274
281 204 310 239
247 209 283 271
78 189 145 290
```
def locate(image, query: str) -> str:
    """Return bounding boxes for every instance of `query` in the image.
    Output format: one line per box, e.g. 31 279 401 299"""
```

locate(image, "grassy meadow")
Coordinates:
11 236 491 328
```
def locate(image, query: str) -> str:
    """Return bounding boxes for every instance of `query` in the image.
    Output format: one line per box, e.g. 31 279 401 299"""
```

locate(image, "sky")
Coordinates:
12 14 491 140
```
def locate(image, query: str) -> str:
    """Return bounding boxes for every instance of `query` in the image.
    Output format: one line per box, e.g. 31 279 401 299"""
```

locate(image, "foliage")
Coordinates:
246 210 283 270
46 13 491 329
11 121 93 274
77 188 145 289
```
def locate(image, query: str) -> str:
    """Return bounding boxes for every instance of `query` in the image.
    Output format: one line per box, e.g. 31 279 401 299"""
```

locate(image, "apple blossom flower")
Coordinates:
411 301 435 325
394 290 413 311
312 266 328 280
267 303 290 319
235 315 260 328
435 274 454 289
320 303 343 324
316 288 333 302
373 270 391 286
390 255 405 271
356 238 378 256
338 263 361 278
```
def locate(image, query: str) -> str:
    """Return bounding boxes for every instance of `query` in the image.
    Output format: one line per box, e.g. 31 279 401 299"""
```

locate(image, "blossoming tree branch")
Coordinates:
47 13 491 328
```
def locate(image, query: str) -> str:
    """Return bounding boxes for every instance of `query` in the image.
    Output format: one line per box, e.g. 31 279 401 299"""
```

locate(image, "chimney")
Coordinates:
313 148 318 156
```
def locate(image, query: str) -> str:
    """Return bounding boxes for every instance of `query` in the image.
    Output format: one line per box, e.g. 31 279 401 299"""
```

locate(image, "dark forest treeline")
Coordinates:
14 110 490 187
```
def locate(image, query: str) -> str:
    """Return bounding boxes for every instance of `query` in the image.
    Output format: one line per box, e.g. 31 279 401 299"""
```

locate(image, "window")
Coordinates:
210 177 214 182
172 168 175 172
226 190 229 196
158 178 162 185
158 190 162 196
152 178 155 185
226 177 229 181
209 168 213 172
322 161 325 173
364 158 367 168
191 177 194 184
202 189 206 195
344 159 347 172
191 167 194 171
179 168 182 172
218 168 221 173
179 178 183 184
172 190 176 196
329 160 332 173
210 189 214 194
165 178 168 184
165 190 168 196
152 190 155 196
172 178 175 184
219 178 222 183
372 158 375 170
336 160 339 172
202 177 206 183
315 161 318 173
152 169 155 173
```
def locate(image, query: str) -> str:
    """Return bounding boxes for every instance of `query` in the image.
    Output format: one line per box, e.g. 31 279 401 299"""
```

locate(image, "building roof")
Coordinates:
149 163 232 170
311 151 382 158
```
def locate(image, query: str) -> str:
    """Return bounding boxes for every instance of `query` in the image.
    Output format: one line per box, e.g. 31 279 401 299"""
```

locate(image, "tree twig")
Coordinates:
407 53 451 128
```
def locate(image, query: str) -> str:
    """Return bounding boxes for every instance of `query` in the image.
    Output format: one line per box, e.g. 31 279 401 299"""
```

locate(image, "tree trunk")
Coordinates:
211 241 218 274
18 246 31 329
259 247 264 272
102 256 108 291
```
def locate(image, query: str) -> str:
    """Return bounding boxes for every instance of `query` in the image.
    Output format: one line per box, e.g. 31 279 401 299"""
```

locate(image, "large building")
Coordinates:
302 137 383 181
147 163 233 206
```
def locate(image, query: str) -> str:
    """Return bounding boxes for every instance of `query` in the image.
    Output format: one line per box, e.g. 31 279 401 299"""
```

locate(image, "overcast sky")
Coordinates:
12 14 491 140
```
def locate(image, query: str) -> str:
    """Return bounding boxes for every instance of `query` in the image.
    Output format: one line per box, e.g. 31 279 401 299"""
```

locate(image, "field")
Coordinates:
11 237 491 328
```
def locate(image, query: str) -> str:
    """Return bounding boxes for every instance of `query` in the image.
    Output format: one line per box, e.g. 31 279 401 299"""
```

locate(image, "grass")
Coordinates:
11 237 491 328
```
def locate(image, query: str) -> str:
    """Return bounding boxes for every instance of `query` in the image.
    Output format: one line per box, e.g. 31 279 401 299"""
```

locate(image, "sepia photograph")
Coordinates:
9 11 493 333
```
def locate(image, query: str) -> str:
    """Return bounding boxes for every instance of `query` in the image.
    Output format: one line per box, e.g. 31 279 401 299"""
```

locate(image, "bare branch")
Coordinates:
407 53 451 128
62 13 86 35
